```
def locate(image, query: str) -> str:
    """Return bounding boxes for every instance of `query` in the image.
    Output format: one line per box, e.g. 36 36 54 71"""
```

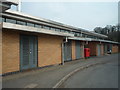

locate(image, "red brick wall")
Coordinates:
112 44 118 53
101 44 104 55
88 42 97 56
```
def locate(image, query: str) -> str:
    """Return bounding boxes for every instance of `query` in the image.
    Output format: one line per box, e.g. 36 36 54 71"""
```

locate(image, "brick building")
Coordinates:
0 1 119 75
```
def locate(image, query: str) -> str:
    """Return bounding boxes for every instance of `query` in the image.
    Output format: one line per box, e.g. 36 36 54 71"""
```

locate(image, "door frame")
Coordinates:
64 40 72 62
97 44 101 56
75 41 81 59
20 34 38 70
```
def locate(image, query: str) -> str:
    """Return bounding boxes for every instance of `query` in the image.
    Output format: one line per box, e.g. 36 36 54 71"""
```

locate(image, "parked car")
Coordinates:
107 50 112 54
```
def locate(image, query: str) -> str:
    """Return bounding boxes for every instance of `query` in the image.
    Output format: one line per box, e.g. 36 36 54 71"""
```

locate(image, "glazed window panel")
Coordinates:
6 18 16 24
51 27 56 31
17 20 26 25
35 24 42 28
43 26 50 29
55 28 61 32
27 22 35 27
2 17 5 22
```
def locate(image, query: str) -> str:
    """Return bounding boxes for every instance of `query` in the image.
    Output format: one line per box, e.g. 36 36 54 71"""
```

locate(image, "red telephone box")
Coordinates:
84 48 90 57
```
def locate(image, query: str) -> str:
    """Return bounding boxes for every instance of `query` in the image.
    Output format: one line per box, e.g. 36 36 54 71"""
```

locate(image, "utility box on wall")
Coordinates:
84 48 90 58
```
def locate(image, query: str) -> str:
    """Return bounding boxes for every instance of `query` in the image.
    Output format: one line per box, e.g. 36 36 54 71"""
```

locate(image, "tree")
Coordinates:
93 25 120 42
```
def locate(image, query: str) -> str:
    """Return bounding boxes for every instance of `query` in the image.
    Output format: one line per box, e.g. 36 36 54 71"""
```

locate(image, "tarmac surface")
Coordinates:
2 53 119 88
59 54 118 88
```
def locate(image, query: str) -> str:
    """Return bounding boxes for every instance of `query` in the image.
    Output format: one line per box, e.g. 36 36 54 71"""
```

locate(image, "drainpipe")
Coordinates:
61 37 68 65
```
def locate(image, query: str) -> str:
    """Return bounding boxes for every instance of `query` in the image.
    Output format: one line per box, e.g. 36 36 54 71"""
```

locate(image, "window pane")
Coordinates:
27 22 34 27
51 27 56 31
55 28 60 32
17 20 26 25
60 29 64 32
6 18 16 24
10 5 17 11
35 24 42 28
43 26 50 30
2 17 5 22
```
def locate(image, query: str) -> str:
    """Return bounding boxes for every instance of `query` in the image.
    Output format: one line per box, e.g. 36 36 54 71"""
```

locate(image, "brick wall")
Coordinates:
112 44 118 53
72 40 76 60
2 30 20 74
101 44 104 55
88 42 97 56
38 34 63 67
2 30 63 74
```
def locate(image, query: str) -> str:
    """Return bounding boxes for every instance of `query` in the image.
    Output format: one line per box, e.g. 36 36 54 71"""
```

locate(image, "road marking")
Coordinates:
24 83 38 88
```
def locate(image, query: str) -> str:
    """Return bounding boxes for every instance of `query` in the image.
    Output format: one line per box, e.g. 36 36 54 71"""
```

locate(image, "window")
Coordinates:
75 32 80 36
27 22 34 27
60 29 65 32
69 31 72 34
6 18 16 24
17 20 26 25
10 5 18 11
2 17 5 22
43 25 50 30
35 24 42 28
64 30 69 33
82 34 85 37
50 27 56 31
55 28 61 32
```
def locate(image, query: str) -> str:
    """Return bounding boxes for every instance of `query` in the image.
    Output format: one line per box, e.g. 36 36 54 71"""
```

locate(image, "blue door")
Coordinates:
104 44 107 54
64 40 72 62
75 41 81 59
20 35 38 70
97 44 101 56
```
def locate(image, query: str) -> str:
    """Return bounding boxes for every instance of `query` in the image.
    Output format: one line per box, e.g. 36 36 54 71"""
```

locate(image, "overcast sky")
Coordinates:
20 1 118 31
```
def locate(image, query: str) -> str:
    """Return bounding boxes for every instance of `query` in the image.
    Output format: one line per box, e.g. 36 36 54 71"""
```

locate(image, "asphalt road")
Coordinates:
59 54 119 88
